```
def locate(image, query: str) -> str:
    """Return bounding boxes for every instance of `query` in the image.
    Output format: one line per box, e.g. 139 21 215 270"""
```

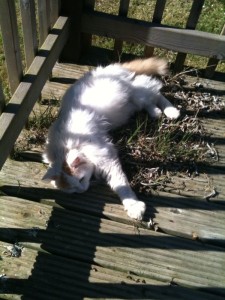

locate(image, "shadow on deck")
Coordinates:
1 179 225 299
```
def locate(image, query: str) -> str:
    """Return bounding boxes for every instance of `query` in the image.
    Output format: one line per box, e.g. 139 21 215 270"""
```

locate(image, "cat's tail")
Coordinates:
121 57 168 76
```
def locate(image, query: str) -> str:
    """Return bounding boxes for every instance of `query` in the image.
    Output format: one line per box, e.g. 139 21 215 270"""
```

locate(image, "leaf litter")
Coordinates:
113 72 224 196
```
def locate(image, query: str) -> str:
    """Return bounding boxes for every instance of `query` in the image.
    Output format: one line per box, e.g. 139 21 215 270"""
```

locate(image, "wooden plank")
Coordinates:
2 239 223 300
113 0 130 59
205 24 225 78
174 0 205 72
50 0 60 28
44 67 224 103
182 74 225 93
52 62 92 79
0 16 70 170
37 0 51 46
0 195 225 299
0 242 160 300
81 0 96 51
0 80 5 114
20 0 38 69
60 0 83 62
1 158 225 246
42 63 91 99
0 0 23 94
185 0 205 29
81 11 225 60
0 196 225 287
41 80 69 100
144 0 166 57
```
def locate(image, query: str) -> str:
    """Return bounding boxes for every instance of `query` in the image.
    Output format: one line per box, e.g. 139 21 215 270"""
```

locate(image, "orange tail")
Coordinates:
122 57 168 76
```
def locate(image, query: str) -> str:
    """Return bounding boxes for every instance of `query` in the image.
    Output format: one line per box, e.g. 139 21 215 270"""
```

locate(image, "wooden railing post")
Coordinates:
81 0 95 53
20 0 38 70
205 24 225 78
113 0 130 60
0 0 23 94
50 0 61 28
144 0 166 58
0 81 5 115
60 0 84 62
173 0 205 72
37 0 51 46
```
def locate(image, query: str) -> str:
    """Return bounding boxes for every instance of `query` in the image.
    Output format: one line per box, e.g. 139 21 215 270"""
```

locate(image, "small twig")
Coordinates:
147 218 159 231
205 188 218 201
170 68 198 80
206 143 219 161
141 182 162 187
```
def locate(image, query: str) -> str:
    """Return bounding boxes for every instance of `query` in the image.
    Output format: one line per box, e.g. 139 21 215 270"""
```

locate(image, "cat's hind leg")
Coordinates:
146 94 180 119
156 94 180 119
146 106 162 119
131 74 180 119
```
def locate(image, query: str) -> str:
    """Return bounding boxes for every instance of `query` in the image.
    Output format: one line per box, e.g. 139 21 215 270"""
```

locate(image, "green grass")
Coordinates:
116 112 207 165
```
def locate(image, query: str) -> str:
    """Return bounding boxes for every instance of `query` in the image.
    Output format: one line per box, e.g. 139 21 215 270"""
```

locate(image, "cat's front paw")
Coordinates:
123 199 146 220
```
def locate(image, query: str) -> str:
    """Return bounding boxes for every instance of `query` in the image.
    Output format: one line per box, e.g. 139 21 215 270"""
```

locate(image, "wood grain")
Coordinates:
0 80 5 114
20 0 38 69
0 0 23 93
37 0 51 46
0 16 69 170
174 0 205 72
82 11 225 60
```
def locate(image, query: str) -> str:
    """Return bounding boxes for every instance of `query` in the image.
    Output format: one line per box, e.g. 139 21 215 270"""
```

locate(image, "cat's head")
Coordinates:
42 149 95 193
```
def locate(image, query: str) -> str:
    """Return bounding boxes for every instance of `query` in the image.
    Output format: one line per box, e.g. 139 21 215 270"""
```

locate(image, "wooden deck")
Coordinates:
0 59 225 299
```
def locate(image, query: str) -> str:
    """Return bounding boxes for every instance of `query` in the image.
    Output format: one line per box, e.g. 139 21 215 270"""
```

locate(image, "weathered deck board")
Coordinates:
1 240 167 300
1 61 225 299
1 240 223 300
1 158 225 245
0 194 225 299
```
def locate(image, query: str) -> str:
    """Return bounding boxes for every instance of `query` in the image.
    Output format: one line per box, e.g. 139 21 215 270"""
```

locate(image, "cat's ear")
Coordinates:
71 157 82 168
42 167 58 181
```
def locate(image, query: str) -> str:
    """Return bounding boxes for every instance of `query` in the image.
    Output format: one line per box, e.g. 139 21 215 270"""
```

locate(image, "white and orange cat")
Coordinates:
42 57 180 220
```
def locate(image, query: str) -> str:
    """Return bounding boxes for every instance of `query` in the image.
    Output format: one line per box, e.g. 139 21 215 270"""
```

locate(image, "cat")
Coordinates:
42 57 180 220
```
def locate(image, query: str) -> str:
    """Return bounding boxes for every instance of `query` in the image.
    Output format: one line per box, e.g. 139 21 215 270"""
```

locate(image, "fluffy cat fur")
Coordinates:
42 57 180 220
